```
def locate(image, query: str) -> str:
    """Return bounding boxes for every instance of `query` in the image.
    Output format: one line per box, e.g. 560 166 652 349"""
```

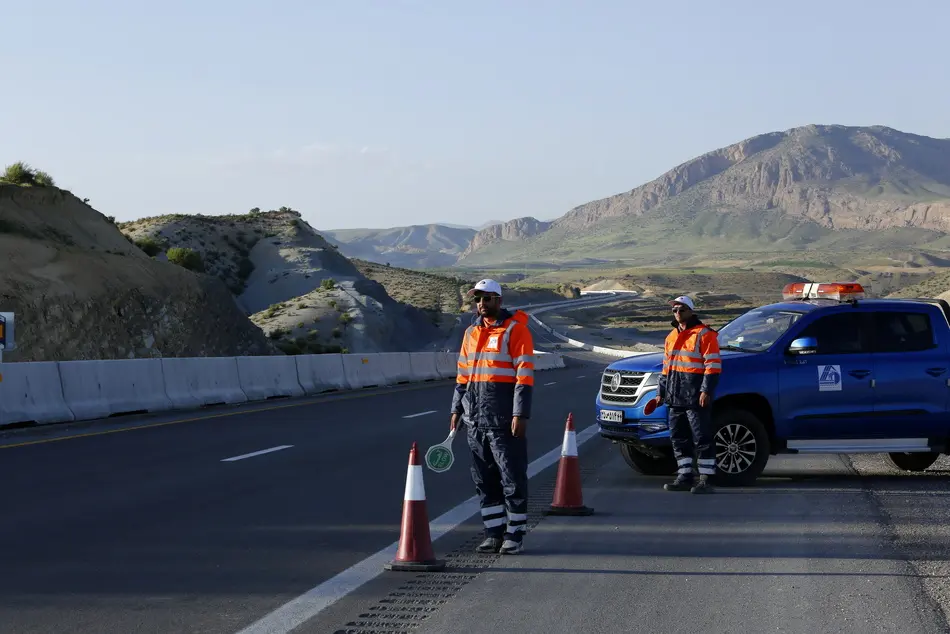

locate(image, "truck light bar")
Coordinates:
782 282 865 302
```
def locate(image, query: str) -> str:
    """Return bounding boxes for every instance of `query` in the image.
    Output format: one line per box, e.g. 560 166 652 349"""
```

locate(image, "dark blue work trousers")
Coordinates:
668 406 717 479
466 424 529 542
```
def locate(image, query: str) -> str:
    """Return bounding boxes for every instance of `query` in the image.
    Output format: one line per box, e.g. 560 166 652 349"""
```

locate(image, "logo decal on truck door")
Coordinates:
818 365 842 391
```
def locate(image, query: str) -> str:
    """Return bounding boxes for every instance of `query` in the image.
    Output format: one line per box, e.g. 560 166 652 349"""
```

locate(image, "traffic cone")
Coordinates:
546 413 594 516
384 442 446 572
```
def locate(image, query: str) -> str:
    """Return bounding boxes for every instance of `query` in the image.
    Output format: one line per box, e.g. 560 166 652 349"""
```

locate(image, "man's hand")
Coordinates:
450 413 460 432
699 392 710 408
511 416 526 438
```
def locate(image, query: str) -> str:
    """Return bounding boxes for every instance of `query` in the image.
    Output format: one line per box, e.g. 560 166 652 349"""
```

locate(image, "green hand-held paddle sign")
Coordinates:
425 428 457 473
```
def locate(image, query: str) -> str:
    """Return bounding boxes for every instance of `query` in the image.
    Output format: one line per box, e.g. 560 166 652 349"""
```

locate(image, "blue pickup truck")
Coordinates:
595 282 950 486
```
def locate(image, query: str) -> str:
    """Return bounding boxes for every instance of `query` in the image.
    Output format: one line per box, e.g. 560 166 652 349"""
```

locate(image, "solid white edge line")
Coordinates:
402 410 437 419
221 445 294 462
233 423 601 634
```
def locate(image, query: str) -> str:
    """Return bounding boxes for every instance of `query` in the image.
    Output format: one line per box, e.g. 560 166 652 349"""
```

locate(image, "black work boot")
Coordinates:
663 474 694 492
475 536 503 553
690 475 714 494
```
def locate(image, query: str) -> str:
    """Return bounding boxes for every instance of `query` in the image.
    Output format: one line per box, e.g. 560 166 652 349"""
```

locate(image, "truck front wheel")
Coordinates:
712 409 771 487
619 443 677 476
887 452 939 472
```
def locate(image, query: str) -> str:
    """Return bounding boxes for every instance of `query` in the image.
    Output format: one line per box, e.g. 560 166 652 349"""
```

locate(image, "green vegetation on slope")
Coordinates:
1 162 56 187
887 271 950 299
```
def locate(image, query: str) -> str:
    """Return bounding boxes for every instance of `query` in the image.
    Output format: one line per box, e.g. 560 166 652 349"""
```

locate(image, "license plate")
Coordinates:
600 409 624 423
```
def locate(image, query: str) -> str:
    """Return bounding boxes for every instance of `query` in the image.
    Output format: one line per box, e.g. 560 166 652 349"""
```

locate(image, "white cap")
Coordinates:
467 278 503 297
668 295 695 310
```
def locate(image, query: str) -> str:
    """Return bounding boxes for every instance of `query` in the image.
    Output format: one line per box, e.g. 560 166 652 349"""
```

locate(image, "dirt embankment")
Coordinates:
0 184 276 361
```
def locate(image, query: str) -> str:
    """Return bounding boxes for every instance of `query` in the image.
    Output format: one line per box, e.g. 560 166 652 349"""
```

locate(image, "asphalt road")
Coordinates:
8 310 950 634
0 329 612 633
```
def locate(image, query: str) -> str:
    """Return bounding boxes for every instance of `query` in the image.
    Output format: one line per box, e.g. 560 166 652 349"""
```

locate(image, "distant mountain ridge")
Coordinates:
322 223 476 268
455 124 950 265
322 124 950 268
457 217 552 260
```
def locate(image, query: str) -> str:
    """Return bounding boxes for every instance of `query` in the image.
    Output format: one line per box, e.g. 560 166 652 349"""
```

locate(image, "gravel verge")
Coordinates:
848 453 950 631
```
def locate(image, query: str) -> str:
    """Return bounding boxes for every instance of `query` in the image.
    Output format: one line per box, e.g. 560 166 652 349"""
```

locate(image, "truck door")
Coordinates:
869 308 950 438
778 311 877 439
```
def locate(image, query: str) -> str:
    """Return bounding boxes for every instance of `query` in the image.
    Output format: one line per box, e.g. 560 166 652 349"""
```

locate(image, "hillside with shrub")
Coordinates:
118 208 465 354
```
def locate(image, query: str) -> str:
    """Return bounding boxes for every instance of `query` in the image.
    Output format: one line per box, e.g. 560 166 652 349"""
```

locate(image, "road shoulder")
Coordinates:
849 454 950 630
311 451 947 634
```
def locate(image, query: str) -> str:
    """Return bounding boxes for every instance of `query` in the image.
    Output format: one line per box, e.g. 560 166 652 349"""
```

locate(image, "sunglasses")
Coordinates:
671 306 691 313
472 294 498 303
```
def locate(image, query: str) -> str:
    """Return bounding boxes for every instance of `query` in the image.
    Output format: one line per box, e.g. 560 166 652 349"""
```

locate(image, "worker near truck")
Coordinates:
450 278 535 554
646 295 722 494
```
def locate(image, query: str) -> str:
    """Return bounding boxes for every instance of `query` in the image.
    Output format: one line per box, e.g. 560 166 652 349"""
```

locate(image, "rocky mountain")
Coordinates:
457 216 553 261
456 124 950 265
322 224 476 269
0 180 277 362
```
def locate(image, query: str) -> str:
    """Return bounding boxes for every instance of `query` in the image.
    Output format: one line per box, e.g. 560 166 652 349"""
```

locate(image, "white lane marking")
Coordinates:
402 410 436 419
544 381 557 386
221 445 293 462
235 423 601 634
576 375 586 379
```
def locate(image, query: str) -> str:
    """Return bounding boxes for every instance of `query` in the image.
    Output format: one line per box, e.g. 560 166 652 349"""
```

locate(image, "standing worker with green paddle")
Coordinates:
450 279 535 555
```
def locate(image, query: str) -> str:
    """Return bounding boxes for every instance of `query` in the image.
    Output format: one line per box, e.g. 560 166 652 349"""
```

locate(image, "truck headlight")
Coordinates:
640 373 658 387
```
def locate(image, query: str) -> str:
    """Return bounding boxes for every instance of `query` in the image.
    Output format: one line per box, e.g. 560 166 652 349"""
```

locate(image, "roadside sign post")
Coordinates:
0 312 15 429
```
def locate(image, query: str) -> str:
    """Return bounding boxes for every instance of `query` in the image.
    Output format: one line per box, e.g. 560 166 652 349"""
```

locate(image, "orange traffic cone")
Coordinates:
384 442 446 572
546 413 594 516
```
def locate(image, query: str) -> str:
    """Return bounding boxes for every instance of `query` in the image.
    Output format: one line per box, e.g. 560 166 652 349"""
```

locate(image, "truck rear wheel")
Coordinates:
887 452 939 472
619 443 677 476
712 409 770 487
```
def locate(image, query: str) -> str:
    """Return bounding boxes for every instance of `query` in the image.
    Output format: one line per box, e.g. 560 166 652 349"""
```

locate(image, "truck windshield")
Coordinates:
716 307 807 352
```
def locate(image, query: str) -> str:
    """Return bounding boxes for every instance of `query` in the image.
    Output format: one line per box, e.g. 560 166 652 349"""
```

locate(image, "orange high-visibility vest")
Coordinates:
451 309 535 426
659 322 721 407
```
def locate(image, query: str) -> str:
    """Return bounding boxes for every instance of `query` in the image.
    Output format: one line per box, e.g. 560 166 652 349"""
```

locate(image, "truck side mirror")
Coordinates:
787 336 818 355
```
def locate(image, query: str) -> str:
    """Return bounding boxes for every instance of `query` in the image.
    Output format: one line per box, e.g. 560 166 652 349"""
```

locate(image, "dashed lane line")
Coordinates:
402 410 437 419
221 445 294 462
544 381 557 386
233 423 602 634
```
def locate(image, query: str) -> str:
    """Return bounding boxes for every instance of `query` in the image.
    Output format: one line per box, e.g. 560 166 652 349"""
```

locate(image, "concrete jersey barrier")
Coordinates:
0 294 620 430
0 346 566 430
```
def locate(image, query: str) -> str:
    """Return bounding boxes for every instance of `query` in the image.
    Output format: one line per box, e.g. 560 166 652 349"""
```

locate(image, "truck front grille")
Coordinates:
600 370 650 406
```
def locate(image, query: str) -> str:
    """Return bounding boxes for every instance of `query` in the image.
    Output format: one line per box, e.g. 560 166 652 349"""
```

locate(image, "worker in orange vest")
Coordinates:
450 279 535 554
646 295 721 493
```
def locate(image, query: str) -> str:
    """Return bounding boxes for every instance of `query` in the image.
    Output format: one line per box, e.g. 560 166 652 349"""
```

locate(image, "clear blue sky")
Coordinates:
4 0 948 231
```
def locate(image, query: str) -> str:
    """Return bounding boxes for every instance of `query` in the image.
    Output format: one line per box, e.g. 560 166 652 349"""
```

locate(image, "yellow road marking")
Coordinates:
0 381 450 450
